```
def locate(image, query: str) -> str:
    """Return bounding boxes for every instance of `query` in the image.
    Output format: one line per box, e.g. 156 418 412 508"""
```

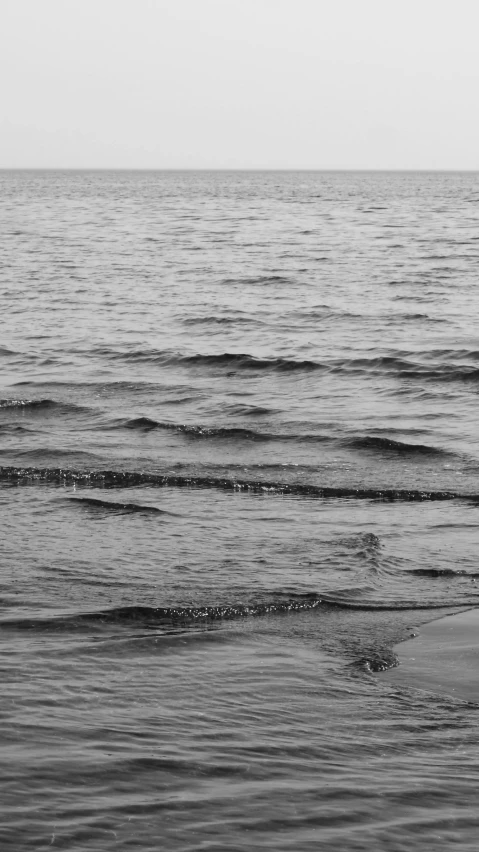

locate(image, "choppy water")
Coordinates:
2 170 479 851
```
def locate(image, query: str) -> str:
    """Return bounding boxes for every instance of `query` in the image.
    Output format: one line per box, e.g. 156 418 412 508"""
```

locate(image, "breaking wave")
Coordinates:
0 398 58 410
0 595 464 635
1 465 478 502
0 398 92 415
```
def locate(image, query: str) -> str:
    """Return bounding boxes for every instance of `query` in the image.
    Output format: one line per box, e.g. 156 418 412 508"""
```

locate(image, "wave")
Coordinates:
223 404 280 417
4 449 102 463
221 275 294 286
290 307 362 321
11 379 194 394
0 424 34 433
326 351 479 384
0 594 462 635
118 420 449 454
182 315 260 327
346 436 449 457
123 416 168 430
87 345 479 382
1 465 478 502
91 347 324 373
121 417 270 441
0 398 92 415
394 312 447 322
181 353 322 372
65 496 176 515
120 417 333 443
0 398 57 410
404 567 479 578
0 597 322 632
120 418 329 442
328 355 453 378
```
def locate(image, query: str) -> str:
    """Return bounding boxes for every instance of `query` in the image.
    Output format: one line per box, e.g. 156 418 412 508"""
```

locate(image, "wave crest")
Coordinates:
66 496 176 515
0 465 476 503
0 594 466 635
346 435 448 456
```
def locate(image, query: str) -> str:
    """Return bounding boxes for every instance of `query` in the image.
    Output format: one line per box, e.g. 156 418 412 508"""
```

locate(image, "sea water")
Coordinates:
1 170 479 850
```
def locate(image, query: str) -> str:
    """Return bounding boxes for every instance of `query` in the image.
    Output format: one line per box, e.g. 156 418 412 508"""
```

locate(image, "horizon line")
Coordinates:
1 167 479 173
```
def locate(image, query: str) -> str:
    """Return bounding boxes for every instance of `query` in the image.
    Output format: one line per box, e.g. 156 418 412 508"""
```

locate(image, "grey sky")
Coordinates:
2 0 478 169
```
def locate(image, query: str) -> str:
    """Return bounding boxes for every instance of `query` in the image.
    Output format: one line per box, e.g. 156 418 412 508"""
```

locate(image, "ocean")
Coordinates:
1 169 479 850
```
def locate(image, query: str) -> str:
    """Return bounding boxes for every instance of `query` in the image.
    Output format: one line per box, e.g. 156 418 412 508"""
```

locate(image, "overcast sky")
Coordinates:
2 0 478 169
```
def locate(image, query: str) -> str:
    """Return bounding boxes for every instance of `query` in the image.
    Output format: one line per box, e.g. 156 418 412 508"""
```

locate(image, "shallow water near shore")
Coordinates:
2 170 479 850
381 607 479 703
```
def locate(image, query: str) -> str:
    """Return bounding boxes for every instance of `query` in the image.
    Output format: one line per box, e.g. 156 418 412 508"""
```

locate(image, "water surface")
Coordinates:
2 170 479 851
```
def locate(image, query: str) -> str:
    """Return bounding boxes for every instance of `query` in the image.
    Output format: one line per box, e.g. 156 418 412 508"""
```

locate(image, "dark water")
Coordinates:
2 170 479 850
